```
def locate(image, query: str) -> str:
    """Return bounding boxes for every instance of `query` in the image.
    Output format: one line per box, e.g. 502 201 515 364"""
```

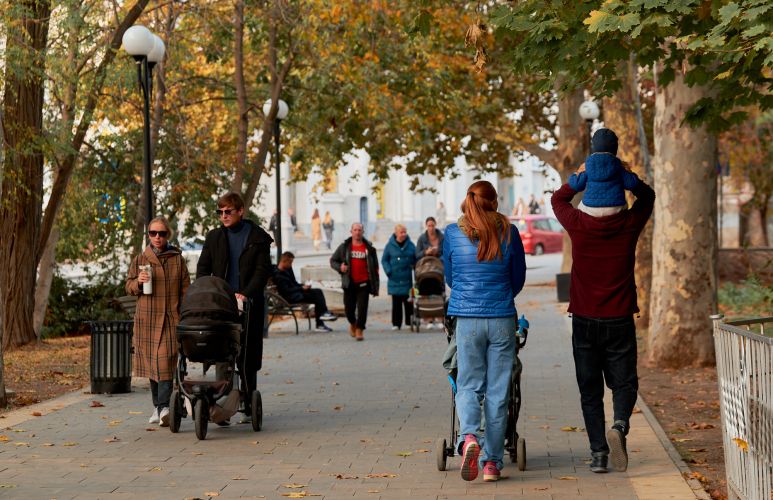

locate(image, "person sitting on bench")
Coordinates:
273 252 337 332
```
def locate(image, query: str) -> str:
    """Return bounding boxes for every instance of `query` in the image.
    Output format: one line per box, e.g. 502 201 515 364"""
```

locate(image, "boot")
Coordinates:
349 323 356 337
355 328 364 341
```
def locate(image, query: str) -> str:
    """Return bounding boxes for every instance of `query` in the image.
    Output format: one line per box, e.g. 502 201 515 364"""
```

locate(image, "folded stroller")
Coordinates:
436 314 529 471
170 276 262 440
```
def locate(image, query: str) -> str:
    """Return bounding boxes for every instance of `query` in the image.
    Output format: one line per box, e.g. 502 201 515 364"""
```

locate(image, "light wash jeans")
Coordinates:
455 316 516 471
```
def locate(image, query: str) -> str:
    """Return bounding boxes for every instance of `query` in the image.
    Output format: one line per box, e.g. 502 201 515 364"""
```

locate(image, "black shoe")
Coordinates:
590 452 608 473
607 423 628 472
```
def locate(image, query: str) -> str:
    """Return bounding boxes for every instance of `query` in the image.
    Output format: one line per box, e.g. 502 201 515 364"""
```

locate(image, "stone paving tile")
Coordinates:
0 286 699 499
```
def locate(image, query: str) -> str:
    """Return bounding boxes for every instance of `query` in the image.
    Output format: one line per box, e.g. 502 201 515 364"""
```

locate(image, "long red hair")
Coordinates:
460 180 511 262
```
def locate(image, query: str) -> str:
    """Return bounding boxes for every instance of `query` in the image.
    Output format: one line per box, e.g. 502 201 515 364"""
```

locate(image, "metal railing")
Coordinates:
712 315 773 500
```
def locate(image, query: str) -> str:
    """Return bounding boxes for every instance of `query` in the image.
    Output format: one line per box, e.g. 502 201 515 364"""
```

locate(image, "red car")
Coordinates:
509 215 564 255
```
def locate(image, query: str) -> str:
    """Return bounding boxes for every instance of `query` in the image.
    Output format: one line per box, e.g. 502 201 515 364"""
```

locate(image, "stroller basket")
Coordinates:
176 323 241 363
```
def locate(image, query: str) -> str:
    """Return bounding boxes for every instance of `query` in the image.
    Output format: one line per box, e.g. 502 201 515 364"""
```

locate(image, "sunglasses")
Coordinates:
216 208 238 217
148 230 168 238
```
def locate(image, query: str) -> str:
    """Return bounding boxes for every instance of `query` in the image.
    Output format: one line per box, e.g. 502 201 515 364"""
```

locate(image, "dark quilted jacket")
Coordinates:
568 153 639 208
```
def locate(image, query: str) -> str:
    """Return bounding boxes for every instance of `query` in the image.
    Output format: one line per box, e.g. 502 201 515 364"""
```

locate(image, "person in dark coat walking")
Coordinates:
552 162 654 474
197 192 273 423
273 251 337 332
330 222 379 341
416 217 444 259
381 224 416 330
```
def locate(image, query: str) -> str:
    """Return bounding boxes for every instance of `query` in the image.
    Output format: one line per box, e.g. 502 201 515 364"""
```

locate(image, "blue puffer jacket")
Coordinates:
443 222 526 317
381 234 417 296
568 153 639 208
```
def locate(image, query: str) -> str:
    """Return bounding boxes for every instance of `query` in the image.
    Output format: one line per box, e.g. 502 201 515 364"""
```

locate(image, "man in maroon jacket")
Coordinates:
552 165 655 474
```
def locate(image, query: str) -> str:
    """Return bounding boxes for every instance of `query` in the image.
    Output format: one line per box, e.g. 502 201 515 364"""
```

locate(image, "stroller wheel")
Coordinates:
169 390 182 433
435 437 448 471
517 437 526 471
194 398 209 440
251 390 263 432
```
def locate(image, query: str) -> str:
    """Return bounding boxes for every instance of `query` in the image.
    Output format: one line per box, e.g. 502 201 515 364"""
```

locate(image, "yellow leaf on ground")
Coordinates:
282 484 307 489
560 426 585 432
366 473 397 478
128 411 143 415
63 442 78 446
559 476 577 480
14 442 29 447
0 435 9 442
397 451 412 457
205 492 220 497
281 493 321 498
42 443 54 447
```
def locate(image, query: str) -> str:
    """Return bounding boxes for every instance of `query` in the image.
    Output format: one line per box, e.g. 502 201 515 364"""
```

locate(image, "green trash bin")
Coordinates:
87 320 133 394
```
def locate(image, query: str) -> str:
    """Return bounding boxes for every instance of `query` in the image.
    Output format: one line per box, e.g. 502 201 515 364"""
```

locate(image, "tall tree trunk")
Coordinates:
0 0 52 349
744 203 767 247
33 226 59 341
603 57 653 331
231 0 249 194
555 87 586 273
648 67 717 368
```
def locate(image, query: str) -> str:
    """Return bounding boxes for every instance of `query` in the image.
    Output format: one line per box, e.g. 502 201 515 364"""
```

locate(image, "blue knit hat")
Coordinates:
591 128 618 155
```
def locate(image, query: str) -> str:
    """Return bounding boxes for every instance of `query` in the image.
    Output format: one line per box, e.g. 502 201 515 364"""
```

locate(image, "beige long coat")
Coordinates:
126 245 190 381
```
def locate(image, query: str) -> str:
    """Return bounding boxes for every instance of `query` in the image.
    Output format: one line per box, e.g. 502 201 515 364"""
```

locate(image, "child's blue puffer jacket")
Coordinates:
569 153 639 208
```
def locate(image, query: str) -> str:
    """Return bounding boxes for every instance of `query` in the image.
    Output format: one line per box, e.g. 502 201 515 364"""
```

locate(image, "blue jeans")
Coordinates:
571 315 638 454
455 316 516 471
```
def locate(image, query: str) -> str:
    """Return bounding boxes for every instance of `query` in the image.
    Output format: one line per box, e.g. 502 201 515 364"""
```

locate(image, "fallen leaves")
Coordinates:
282 484 307 489
397 451 412 457
145 428 158 432
31 411 42 417
673 438 693 443
281 494 320 499
90 401 104 408
560 426 585 432
365 473 397 478
0 435 9 442
689 422 715 430
559 476 577 480
205 493 220 497
62 442 78 447
128 411 143 415
332 473 359 480
732 437 749 452
104 436 120 443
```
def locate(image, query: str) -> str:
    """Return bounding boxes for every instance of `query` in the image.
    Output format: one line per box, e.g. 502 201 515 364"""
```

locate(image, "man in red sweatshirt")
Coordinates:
551 164 655 474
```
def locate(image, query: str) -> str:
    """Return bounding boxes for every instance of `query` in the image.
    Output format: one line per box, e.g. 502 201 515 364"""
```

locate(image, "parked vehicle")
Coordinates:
509 215 564 255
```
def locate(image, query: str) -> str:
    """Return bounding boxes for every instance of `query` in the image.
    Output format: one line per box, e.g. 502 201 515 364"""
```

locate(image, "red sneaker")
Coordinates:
483 461 500 482
460 434 480 481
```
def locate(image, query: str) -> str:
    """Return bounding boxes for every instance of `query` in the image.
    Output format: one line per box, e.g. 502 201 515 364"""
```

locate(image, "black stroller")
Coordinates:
410 256 446 332
170 276 262 440
436 314 529 471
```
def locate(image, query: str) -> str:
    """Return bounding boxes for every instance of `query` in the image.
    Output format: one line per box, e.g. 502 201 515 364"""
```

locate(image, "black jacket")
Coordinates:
196 220 273 299
273 267 304 303
330 237 380 295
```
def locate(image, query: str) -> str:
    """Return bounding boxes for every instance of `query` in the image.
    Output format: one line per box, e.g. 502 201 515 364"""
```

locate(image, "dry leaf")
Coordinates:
304 409 319 413
128 411 143 415
673 438 693 443
559 476 577 480
560 426 585 432
285 379 294 384
205 492 220 497
31 411 42 417
688 448 708 453
397 451 412 457
0 484 16 489
534 487 549 491
0 435 9 442
104 436 120 443
89 401 104 408
282 484 307 489
367 490 380 494
333 405 343 411
108 420 122 426
42 443 54 447
145 428 158 432
689 422 715 430
415 449 430 453
14 442 29 447
231 477 247 480
273 393 286 397
332 473 359 479
281 493 320 498
366 473 397 478
149 467 162 472
732 438 749 452
63 442 78 446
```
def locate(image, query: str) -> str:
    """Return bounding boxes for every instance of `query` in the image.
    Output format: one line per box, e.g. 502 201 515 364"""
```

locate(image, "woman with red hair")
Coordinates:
442 180 526 482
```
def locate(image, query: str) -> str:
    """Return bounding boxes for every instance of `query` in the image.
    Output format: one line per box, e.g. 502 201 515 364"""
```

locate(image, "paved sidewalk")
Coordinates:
0 285 701 499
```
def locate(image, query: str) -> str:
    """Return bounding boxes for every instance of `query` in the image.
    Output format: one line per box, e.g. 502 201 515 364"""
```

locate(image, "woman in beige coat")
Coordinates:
126 217 190 427
311 208 322 251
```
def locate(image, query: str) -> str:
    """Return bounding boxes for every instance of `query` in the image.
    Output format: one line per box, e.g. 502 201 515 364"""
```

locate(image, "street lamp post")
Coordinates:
122 26 165 241
578 100 600 156
263 98 289 260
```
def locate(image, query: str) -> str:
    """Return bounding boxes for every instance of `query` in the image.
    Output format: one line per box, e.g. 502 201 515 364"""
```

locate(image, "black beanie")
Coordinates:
591 128 618 155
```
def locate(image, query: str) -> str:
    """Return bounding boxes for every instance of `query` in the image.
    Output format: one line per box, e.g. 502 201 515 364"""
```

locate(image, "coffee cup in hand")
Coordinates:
140 264 152 295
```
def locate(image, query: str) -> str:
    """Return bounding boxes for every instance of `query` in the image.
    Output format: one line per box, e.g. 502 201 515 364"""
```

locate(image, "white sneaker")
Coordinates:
320 311 337 321
159 407 170 427
391 326 399 331
148 408 159 424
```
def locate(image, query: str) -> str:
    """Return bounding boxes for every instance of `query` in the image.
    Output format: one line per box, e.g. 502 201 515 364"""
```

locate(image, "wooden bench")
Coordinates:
265 282 314 335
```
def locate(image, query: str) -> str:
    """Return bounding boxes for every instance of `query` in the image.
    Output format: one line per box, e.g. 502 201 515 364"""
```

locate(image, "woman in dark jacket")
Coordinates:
443 180 526 483
381 224 416 330
415 217 444 259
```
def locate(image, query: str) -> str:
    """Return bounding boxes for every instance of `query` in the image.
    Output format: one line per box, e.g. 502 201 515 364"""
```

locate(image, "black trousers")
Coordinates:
343 283 370 330
301 288 329 325
150 379 172 410
391 294 412 328
572 315 638 454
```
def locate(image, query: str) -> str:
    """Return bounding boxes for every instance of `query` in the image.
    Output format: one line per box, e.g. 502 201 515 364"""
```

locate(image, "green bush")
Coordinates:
719 276 773 318
43 275 126 338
